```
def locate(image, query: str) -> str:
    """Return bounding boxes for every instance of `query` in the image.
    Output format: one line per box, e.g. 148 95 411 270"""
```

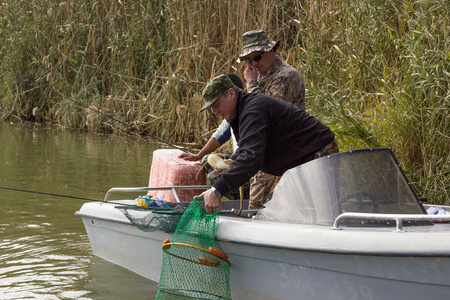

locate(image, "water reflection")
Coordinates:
1 234 90 298
0 122 161 299
85 256 157 300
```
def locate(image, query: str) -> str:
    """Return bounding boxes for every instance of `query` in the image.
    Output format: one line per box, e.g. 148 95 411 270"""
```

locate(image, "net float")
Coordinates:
198 256 219 266
162 239 171 249
209 247 228 259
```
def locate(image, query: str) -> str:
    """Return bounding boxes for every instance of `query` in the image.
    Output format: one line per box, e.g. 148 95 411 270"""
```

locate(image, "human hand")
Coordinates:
244 64 258 82
199 188 222 213
178 152 200 161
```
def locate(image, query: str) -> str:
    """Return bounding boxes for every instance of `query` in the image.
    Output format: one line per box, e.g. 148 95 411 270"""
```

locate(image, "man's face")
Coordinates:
210 89 236 121
243 50 273 75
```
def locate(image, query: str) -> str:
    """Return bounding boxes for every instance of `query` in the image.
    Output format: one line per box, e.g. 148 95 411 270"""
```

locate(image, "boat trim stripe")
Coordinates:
216 237 450 257
75 212 132 226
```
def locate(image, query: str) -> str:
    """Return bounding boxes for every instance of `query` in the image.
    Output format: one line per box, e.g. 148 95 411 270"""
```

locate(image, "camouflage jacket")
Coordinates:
246 55 305 109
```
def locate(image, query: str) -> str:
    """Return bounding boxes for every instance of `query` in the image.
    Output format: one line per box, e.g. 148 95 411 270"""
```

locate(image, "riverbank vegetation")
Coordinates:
0 0 448 204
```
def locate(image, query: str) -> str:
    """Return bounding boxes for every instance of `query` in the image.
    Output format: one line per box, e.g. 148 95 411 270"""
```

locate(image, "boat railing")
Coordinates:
333 212 450 232
102 186 258 216
103 185 211 203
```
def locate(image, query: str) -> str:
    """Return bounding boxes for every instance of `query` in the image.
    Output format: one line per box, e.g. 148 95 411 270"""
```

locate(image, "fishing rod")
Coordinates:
0 186 129 206
1 69 189 153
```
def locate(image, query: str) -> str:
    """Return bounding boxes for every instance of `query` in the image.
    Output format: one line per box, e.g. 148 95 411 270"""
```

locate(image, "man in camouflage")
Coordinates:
238 30 312 212
240 29 305 109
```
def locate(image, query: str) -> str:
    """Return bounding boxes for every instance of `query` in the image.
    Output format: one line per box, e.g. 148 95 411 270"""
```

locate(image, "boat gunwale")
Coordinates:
216 236 450 257
76 209 450 258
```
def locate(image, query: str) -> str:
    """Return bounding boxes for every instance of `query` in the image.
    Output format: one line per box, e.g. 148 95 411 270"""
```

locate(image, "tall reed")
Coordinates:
0 0 448 203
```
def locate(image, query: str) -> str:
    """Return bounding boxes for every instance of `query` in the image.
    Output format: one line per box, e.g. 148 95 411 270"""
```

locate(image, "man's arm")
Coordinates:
178 119 232 161
178 137 221 161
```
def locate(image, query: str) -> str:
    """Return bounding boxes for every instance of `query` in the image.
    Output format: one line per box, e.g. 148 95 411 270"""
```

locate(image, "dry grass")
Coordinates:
0 0 448 203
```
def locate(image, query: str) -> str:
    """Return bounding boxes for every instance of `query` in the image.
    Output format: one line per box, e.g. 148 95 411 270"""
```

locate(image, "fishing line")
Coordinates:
65 184 134 198
1 69 189 153
0 186 128 206
1 186 259 216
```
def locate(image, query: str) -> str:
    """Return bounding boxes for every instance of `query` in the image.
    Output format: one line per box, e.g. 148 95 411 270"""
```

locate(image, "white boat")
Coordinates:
75 148 450 299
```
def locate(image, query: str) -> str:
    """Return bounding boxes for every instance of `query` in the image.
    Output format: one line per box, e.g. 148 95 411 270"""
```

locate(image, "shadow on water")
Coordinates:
0 121 161 299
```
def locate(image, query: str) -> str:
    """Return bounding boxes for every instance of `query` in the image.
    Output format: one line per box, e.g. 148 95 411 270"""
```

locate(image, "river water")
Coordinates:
0 121 161 299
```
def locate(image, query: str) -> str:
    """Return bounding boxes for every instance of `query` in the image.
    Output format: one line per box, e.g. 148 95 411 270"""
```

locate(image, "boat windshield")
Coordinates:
255 148 426 225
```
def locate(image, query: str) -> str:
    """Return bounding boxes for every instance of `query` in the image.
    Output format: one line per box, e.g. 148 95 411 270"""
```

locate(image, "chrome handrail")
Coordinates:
333 212 450 232
103 185 210 203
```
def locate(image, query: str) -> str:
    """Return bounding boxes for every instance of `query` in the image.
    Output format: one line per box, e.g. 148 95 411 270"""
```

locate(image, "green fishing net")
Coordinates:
115 205 187 233
156 197 231 300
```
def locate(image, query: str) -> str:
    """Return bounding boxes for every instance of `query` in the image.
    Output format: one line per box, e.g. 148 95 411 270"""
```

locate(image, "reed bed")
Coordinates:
0 0 448 204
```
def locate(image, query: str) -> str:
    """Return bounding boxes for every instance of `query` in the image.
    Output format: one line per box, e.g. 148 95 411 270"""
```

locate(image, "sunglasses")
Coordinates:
244 52 265 64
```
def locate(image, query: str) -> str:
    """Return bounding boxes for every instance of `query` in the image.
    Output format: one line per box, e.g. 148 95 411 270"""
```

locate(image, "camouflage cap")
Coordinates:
237 29 280 62
200 75 234 111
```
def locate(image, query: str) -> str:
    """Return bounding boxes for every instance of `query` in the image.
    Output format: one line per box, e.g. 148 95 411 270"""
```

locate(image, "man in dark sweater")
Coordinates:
199 74 338 213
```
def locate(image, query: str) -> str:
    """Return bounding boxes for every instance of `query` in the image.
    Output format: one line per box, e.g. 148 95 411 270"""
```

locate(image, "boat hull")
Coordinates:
225 243 450 299
79 216 171 282
76 201 450 299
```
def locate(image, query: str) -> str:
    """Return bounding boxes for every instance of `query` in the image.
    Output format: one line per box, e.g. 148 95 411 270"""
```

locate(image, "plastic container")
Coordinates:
148 149 206 202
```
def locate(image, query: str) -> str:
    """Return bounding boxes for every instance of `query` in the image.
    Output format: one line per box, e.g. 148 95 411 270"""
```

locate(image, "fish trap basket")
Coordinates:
156 198 231 300
115 205 187 233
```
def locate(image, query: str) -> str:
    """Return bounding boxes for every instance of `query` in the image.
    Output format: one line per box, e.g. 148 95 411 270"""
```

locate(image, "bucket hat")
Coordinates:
237 30 280 62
